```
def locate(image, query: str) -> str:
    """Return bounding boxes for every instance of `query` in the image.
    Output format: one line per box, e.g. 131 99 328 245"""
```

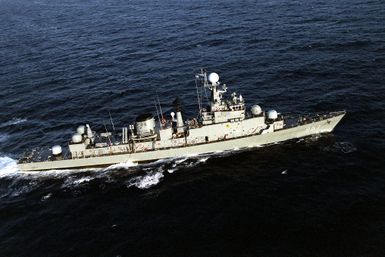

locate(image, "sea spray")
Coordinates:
0 156 19 178
126 171 164 189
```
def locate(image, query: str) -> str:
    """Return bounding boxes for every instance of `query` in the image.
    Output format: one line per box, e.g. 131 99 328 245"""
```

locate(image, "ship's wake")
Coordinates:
0 156 20 178
0 155 211 199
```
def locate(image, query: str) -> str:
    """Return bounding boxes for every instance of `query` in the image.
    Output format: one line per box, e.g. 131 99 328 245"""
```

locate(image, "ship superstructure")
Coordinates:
18 70 345 171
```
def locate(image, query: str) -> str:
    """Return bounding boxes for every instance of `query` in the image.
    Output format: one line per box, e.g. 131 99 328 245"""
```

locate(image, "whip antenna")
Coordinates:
156 93 164 121
108 111 116 132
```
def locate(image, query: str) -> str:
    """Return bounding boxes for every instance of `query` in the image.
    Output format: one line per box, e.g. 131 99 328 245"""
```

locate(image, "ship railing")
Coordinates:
18 147 51 163
282 111 345 128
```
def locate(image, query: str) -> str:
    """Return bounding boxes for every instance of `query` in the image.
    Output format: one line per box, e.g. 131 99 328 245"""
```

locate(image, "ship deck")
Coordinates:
18 111 345 165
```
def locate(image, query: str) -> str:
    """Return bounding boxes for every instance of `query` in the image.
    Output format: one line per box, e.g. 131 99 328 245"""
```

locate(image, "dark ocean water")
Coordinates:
0 0 385 256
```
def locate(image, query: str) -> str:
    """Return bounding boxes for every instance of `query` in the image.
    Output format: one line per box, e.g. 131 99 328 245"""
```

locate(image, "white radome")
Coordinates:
77 125 85 135
72 133 83 143
251 105 262 116
208 72 219 84
51 145 62 155
267 110 278 120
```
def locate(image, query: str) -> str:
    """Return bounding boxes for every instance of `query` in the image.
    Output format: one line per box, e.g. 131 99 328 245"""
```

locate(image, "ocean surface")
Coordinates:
0 0 384 256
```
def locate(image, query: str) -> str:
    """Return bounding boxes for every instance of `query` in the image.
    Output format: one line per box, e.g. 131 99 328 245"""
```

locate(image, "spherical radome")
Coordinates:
251 105 262 116
52 145 62 155
72 133 82 143
77 125 85 135
267 110 278 120
208 72 219 83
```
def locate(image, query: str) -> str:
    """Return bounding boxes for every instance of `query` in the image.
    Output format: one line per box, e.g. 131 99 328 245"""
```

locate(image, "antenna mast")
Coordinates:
154 97 161 127
108 111 116 132
195 76 202 114
103 122 112 145
156 94 164 121
195 68 209 116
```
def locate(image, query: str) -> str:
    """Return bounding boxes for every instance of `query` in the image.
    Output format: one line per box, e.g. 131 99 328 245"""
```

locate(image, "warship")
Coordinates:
18 70 346 171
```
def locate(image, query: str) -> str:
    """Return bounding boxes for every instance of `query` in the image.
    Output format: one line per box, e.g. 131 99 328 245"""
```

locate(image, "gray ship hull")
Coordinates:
17 112 345 172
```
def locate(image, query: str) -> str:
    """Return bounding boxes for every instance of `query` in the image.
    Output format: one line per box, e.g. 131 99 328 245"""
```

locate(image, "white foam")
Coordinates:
170 156 210 171
41 192 53 201
175 157 189 164
0 156 20 178
0 118 27 128
72 176 94 185
167 168 176 173
105 161 138 170
197 157 209 163
127 171 164 189
0 153 212 193
0 156 98 180
184 156 210 168
61 175 95 189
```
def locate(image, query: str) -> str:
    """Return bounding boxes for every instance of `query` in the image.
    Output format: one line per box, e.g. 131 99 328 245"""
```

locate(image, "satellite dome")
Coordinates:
251 105 262 116
208 72 219 84
52 145 62 155
77 125 85 135
72 133 82 143
267 110 278 120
